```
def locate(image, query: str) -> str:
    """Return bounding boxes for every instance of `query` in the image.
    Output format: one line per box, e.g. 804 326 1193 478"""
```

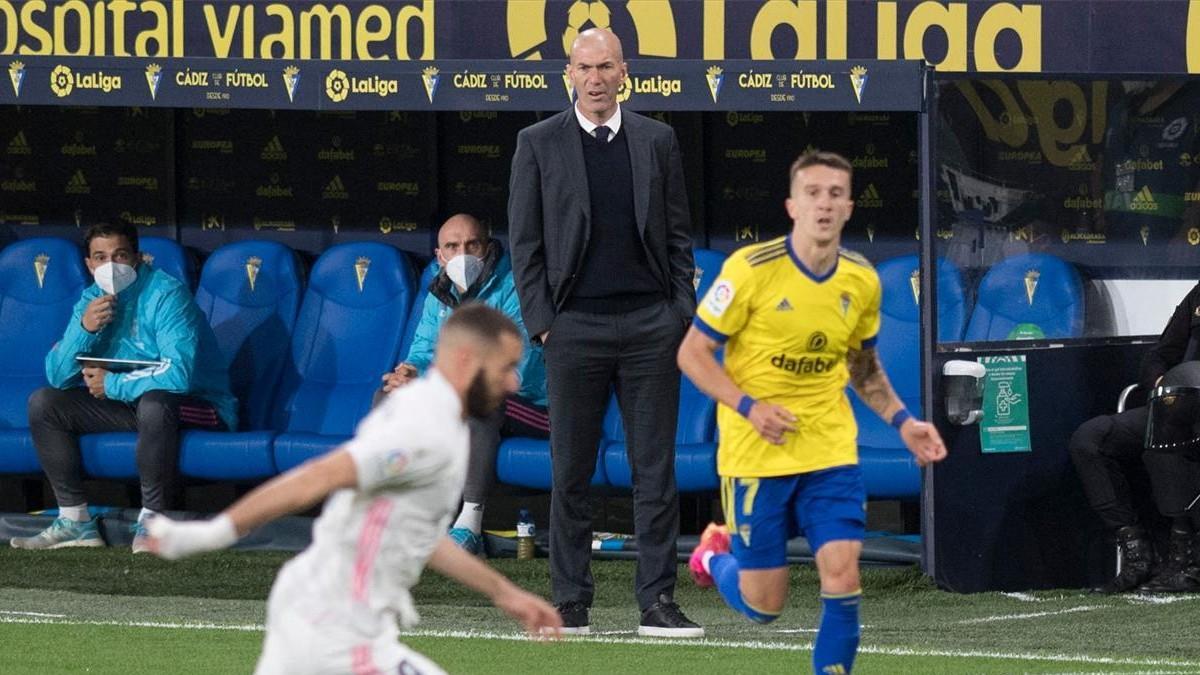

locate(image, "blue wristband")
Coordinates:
890 409 912 430
736 395 756 418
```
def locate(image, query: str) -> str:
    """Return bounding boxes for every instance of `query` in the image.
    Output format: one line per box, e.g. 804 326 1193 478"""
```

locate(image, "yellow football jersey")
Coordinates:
694 236 881 478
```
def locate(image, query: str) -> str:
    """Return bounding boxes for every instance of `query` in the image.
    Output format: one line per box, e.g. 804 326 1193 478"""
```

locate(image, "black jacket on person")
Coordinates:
1140 282 1200 392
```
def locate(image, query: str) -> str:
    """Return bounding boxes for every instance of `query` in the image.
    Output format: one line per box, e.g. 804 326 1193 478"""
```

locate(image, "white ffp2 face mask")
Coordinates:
94 262 137 295
445 254 483 290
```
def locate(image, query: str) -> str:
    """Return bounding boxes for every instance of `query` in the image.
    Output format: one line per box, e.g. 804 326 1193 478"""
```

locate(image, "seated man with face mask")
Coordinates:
11 222 236 554
375 214 548 555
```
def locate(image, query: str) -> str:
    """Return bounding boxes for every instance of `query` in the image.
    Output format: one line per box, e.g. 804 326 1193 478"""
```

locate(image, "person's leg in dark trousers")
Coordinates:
1068 406 1155 592
134 390 226 513
28 387 139 509
544 310 618 609
615 302 684 610
1069 406 1151 530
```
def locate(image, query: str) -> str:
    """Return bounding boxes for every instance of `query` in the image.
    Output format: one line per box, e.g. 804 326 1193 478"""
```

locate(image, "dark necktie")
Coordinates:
594 125 611 143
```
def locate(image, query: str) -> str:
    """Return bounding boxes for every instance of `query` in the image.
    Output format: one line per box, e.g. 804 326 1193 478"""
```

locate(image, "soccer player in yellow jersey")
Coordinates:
678 151 946 674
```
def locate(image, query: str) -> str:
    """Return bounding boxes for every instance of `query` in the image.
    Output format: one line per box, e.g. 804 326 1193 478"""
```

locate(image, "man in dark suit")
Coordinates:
508 28 699 637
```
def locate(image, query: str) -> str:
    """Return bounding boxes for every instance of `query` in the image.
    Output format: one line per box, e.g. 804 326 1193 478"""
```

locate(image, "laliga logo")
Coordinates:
51 65 73 97
325 69 350 102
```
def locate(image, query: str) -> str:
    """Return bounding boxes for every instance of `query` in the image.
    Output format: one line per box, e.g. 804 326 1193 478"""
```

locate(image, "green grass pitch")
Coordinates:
0 548 1197 673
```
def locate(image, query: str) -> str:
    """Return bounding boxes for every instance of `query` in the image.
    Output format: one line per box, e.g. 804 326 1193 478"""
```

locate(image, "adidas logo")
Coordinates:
775 298 793 311
322 174 349 200
857 183 883 208
6 131 30 155
65 169 90 194
1130 185 1158 211
260 135 287 161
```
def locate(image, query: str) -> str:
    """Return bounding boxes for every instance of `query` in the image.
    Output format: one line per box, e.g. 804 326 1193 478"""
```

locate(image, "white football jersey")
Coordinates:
274 369 469 629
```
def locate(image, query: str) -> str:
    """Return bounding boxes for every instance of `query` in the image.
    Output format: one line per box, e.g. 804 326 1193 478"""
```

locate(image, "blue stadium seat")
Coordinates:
397 258 438 361
139 236 196 290
185 240 303 479
272 242 416 471
0 238 88 473
692 247 728 301
963 253 1083 341
78 241 305 481
850 255 967 500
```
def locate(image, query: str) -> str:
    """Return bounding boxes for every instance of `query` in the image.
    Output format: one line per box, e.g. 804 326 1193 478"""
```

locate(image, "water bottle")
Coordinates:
516 508 535 560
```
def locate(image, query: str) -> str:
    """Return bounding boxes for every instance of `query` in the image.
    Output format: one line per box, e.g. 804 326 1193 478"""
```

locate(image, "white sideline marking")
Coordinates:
0 610 66 618
1124 593 1200 606
955 605 1104 624
4 616 1200 669
0 616 264 632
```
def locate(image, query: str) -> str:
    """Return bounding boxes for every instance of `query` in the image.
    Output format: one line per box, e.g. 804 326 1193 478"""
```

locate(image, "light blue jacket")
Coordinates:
405 249 548 407
46 265 239 429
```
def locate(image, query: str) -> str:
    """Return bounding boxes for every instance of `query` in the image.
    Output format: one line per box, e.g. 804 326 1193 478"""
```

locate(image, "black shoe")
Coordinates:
1139 529 1200 593
554 600 590 635
638 594 704 638
1092 525 1156 594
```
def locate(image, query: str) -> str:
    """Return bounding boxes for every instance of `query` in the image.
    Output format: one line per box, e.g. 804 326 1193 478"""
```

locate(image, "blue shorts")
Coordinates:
720 465 866 570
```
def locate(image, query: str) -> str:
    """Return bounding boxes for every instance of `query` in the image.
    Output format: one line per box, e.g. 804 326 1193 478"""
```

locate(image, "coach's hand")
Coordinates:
749 402 798 445
900 419 948 467
494 585 562 639
82 366 108 399
82 294 117 333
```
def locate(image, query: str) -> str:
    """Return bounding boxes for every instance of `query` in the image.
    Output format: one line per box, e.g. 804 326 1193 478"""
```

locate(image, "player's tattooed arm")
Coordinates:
846 347 904 421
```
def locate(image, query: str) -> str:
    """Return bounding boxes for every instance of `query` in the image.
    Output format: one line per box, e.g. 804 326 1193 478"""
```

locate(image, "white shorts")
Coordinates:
254 572 445 675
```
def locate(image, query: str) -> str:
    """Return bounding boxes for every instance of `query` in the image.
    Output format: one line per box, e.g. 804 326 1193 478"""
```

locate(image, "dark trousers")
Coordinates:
544 300 684 611
27 387 226 512
1071 405 1200 532
1069 406 1149 530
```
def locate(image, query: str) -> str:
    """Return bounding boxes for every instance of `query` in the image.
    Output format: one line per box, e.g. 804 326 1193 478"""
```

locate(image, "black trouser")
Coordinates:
1069 405 1200 531
543 300 684 611
27 387 226 512
1069 406 1150 530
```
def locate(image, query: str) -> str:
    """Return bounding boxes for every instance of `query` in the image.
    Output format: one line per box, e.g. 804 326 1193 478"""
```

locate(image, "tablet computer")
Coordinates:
76 356 164 372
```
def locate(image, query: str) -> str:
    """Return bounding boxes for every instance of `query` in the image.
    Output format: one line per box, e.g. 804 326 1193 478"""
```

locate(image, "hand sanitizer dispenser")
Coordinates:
943 360 986 425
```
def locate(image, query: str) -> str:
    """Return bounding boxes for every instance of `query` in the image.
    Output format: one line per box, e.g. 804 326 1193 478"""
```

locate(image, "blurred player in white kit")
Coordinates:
147 303 562 674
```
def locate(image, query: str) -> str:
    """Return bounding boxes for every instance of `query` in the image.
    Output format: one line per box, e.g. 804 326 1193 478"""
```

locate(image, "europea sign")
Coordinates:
1 1 1199 74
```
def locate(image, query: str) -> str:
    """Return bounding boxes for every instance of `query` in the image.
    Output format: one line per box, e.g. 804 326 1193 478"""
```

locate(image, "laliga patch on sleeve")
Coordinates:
382 449 410 477
705 279 735 317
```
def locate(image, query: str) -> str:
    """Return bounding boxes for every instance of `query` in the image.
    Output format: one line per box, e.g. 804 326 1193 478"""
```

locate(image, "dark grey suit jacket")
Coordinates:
507 108 696 340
